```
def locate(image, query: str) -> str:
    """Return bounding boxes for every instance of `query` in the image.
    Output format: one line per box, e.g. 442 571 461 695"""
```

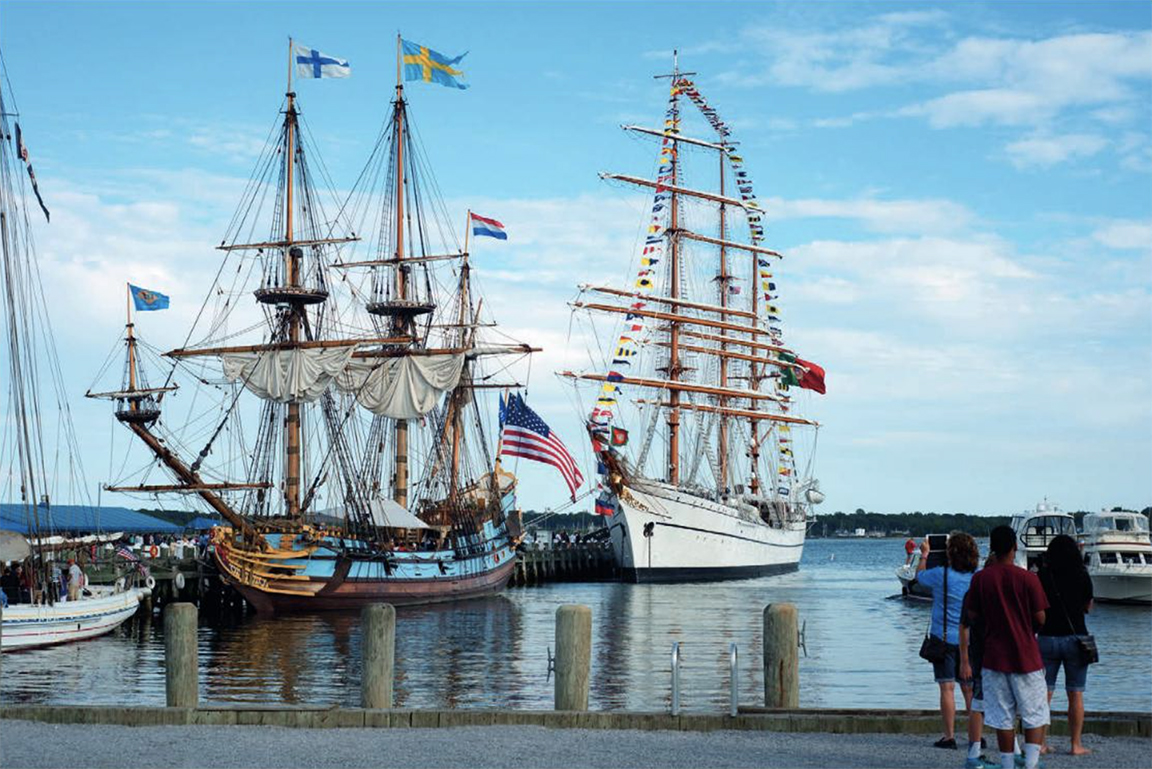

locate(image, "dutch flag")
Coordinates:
470 213 507 240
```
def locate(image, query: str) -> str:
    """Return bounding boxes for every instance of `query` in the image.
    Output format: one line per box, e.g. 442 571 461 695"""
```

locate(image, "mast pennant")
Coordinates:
293 43 351 79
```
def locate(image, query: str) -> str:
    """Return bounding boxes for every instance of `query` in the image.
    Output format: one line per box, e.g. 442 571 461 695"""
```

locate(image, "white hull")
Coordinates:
1089 565 1152 604
608 481 805 582
1 587 148 650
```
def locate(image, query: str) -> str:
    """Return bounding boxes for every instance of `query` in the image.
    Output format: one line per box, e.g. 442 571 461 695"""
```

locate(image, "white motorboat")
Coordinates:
1080 511 1151 605
1010 500 1077 571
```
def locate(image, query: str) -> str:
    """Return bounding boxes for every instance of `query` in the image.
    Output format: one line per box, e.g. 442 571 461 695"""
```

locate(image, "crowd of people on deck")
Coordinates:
915 526 1095 769
1 557 86 607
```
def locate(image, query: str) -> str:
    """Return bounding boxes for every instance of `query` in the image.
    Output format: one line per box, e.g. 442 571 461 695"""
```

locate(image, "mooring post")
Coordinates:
554 604 591 710
164 602 198 707
361 603 396 709
763 602 799 708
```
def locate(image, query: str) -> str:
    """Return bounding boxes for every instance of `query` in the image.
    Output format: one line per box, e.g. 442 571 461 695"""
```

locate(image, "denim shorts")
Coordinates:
931 642 963 684
1039 635 1088 692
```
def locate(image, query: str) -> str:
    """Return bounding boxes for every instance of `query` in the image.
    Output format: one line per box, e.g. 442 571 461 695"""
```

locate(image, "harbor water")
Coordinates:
2 539 1149 712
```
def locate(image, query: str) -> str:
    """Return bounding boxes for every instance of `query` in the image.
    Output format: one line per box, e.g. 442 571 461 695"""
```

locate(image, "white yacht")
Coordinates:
1080 511 1151 605
1010 500 1077 571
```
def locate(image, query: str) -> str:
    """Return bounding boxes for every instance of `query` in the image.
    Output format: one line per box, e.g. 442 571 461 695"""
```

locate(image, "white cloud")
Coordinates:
1005 133 1108 168
763 196 974 234
1092 220 1152 250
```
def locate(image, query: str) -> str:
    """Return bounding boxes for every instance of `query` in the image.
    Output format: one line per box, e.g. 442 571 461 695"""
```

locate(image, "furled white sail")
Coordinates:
221 348 355 403
336 354 465 419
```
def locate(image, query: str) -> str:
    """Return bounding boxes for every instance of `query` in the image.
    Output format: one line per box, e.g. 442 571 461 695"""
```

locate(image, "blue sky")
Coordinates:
2 0 1149 517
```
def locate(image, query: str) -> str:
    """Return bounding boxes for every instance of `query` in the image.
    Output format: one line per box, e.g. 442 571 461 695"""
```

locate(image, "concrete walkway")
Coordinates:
3 721 1150 769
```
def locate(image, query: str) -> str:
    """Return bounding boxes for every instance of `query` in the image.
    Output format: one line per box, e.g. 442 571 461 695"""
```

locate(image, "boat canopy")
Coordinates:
0 504 182 535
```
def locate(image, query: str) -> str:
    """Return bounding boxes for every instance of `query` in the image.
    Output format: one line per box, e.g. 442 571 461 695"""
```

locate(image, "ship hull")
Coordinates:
1 587 148 651
608 481 805 583
213 518 519 614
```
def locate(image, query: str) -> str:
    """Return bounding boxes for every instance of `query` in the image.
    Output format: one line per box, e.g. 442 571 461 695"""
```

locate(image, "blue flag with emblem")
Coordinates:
129 284 169 312
293 43 351 79
402 39 468 89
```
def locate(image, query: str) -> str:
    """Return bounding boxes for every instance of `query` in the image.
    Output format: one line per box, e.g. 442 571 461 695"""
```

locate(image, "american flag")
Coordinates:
500 394 584 500
116 545 139 562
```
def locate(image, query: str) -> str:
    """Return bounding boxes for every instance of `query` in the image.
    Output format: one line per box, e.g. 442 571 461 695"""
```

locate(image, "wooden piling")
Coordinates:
164 602 198 708
763 603 799 708
554 604 592 711
361 604 396 709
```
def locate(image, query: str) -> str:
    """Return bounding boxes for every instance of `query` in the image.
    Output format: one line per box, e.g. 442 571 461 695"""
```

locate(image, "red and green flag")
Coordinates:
778 352 826 395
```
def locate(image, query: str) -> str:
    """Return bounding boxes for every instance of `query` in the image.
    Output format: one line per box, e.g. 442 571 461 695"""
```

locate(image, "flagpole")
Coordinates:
396 33 402 90
287 37 293 95
464 209 470 255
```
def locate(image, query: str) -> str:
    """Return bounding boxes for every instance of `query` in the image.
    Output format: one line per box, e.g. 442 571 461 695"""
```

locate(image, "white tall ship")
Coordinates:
563 55 825 582
1080 510 1151 605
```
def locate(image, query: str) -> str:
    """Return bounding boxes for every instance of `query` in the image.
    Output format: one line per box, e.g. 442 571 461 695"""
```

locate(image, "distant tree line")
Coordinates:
810 507 1150 538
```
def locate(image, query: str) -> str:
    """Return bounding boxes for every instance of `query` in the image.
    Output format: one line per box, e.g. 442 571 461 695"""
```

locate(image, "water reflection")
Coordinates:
2 540 1148 712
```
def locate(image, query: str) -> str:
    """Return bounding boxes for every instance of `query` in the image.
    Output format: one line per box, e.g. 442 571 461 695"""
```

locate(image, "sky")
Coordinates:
1 0 1149 518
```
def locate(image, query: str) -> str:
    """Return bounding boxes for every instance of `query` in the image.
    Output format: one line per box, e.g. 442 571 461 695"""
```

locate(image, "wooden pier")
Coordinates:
508 542 618 587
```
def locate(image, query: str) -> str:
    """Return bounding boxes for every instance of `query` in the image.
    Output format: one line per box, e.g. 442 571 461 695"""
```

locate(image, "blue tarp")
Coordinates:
183 516 224 531
0 504 181 535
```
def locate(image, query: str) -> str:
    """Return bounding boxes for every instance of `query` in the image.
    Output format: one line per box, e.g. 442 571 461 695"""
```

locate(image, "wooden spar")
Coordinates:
674 229 782 258
559 370 784 403
621 124 727 151
125 421 261 544
355 343 538 359
636 399 818 427
679 329 791 355
599 173 751 210
667 79 681 487
104 482 271 493
333 252 465 268
392 41 409 510
218 236 359 252
582 285 756 320
717 148 729 491
166 336 413 359
284 85 302 520
86 386 178 400
572 301 769 336
653 341 797 371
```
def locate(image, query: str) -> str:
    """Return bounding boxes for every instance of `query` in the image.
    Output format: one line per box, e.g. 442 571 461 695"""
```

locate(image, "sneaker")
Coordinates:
934 737 958 749
964 757 989 769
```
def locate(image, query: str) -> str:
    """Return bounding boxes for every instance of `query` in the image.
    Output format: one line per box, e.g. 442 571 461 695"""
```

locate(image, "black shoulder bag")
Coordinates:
919 567 950 663
1051 573 1099 665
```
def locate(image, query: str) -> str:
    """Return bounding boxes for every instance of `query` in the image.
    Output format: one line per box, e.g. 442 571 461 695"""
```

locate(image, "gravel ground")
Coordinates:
2 722 1150 769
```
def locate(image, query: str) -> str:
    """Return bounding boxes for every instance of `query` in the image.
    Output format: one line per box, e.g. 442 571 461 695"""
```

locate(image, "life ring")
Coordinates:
145 575 156 590
174 572 186 590
148 545 160 558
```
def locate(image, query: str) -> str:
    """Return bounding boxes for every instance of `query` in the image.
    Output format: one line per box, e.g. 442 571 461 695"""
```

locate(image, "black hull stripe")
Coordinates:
623 562 799 583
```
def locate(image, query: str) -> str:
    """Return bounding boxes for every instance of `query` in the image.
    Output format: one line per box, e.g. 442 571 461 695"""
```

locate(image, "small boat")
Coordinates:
0 56 150 650
1010 499 1077 571
895 533 946 601
1080 510 1151 605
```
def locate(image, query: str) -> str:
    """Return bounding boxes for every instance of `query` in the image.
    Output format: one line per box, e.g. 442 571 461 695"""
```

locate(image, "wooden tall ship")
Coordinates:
563 56 826 582
89 42 536 613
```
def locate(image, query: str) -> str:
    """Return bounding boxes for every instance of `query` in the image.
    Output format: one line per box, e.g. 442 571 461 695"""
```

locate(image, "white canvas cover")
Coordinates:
315 499 430 529
221 348 355 403
336 354 465 419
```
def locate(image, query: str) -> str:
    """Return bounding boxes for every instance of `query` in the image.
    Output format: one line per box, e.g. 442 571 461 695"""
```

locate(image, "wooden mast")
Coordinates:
284 38 303 519
449 211 471 498
664 52 683 486
717 141 729 492
393 34 410 509
125 284 139 415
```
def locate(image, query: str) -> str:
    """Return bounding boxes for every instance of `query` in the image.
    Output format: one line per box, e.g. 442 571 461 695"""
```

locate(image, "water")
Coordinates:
3 539 1149 712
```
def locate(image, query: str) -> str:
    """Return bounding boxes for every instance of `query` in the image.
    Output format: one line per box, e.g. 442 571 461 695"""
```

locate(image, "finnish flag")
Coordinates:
294 43 350 79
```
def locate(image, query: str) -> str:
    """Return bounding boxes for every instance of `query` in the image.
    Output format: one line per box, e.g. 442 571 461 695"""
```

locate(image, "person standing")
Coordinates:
916 532 979 749
67 557 84 601
1037 534 1094 756
965 525 1050 769
905 536 917 565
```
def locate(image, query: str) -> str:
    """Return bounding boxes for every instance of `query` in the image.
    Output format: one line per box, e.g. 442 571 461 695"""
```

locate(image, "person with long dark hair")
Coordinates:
916 531 980 750
1038 534 1094 756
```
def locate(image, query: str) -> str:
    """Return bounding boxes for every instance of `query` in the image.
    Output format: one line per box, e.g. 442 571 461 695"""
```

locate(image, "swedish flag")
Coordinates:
402 39 468 90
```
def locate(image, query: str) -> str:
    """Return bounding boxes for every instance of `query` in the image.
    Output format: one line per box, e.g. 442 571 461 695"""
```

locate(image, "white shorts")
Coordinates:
982 669 1050 730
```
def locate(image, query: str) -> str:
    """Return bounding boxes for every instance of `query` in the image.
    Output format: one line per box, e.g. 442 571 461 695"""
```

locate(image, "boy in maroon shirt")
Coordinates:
965 525 1050 769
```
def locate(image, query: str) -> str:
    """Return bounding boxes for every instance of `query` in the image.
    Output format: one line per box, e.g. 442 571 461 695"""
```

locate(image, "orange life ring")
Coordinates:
148 545 160 558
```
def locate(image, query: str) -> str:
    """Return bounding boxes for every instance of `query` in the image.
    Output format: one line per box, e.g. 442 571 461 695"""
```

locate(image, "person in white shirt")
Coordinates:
67 558 83 601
